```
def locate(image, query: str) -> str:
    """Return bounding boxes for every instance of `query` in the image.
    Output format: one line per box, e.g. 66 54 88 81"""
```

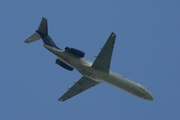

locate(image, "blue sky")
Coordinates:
1 0 180 120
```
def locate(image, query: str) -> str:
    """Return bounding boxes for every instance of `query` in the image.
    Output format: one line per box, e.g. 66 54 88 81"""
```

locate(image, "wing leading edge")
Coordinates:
92 32 116 73
59 76 99 102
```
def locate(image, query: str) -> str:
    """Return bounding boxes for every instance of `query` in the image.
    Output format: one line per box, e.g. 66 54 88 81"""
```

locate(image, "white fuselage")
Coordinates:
44 44 154 101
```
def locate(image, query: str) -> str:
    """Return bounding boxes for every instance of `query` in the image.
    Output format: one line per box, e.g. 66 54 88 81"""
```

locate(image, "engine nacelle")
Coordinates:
65 47 85 58
55 59 73 71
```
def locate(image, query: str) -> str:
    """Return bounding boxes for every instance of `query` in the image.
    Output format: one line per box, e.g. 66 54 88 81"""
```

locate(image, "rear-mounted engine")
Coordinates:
65 47 85 58
55 59 73 71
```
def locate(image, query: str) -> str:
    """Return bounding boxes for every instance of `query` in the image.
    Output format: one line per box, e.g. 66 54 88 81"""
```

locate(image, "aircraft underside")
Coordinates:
24 17 154 102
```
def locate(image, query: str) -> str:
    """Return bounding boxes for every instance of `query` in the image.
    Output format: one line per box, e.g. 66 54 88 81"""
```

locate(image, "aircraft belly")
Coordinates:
76 65 104 82
102 74 146 99
102 74 129 90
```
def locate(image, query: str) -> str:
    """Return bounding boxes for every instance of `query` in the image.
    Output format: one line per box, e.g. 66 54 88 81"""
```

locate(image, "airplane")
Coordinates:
24 17 154 102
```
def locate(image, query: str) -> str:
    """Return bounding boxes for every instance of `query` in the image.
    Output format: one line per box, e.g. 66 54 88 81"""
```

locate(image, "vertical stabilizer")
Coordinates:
37 17 48 36
24 17 59 49
24 17 48 43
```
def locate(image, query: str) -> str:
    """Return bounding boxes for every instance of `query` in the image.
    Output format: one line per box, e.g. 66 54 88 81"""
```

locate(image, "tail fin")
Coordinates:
24 17 59 49
37 17 48 36
24 17 47 43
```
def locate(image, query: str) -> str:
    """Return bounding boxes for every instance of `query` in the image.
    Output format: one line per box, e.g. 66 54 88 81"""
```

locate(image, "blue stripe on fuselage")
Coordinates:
36 30 60 49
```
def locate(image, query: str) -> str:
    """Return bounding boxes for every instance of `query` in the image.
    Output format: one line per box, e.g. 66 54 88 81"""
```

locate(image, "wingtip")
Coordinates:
111 32 116 36
24 40 29 43
42 17 47 20
58 98 64 102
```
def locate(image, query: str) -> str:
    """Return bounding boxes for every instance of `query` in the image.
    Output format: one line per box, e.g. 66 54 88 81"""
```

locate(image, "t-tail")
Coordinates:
24 17 59 49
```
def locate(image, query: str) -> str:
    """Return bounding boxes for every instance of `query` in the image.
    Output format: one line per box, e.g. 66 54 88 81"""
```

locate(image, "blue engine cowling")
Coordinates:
65 47 85 58
55 59 73 71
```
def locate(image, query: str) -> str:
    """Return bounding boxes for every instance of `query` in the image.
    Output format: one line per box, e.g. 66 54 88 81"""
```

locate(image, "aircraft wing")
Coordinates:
59 76 99 102
92 32 116 73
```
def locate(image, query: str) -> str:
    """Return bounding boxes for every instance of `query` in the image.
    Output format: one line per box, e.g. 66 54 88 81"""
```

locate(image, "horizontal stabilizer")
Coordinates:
24 32 41 43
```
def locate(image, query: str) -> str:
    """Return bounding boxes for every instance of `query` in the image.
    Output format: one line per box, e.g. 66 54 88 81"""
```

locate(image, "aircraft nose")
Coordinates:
143 89 154 101
147 92 154 101
149 95 154 101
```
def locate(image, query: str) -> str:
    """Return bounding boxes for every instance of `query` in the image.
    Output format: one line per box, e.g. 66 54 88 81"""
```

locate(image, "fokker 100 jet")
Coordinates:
24 17 154 101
